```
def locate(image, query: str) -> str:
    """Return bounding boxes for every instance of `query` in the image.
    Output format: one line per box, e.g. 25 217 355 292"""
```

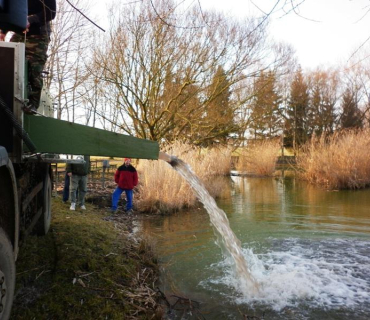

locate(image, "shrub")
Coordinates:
297 129 370 190
136 141 231 213
236 139 280 176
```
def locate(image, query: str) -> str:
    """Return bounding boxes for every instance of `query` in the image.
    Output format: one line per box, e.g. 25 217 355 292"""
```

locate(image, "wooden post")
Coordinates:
102 166 106 188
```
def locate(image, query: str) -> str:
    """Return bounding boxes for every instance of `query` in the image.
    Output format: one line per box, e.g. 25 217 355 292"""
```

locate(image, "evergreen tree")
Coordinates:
199 66 235 146
159 67 202 142
307 70 337 137
285 69 309 148
339 87 363 129
250 71 283 139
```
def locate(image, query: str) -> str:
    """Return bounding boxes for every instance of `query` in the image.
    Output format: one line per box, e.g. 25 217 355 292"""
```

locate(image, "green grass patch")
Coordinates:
11 197 161 319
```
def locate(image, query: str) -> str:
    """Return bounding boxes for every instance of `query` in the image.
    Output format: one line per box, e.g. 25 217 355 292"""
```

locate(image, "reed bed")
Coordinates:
236 139 281 176
297 129 370 190
136 141 231 213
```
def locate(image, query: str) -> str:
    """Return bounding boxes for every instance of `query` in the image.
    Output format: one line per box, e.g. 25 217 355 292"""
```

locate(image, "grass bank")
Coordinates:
11 197 162 320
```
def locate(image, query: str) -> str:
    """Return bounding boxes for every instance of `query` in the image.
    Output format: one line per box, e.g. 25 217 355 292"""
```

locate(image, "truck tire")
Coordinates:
34 174 52 236
0 228 16 320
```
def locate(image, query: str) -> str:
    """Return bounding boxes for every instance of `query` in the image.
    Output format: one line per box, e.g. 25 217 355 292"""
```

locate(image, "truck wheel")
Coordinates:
0 228 15 320
35 174 52 236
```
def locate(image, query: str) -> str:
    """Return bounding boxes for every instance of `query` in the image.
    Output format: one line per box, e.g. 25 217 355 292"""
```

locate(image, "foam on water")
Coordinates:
206 238 370 311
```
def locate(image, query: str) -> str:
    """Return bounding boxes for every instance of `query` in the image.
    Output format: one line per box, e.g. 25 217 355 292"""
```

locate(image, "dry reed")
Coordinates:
236 139 281 176
297 129 370 190
136 141 231 213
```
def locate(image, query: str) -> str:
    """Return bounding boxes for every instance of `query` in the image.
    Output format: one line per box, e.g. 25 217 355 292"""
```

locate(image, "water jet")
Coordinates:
158 151 260 295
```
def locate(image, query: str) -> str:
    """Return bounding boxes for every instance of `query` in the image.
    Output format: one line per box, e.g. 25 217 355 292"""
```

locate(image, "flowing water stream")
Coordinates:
149 155 370 319
169 157 259 296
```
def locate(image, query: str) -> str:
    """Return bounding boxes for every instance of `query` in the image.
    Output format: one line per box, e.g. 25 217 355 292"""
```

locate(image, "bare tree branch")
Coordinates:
66 0 106 32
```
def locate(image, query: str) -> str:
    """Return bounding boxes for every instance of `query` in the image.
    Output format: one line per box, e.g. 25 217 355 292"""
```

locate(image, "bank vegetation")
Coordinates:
297 129 370 190
136 142 231 213
235 139 281 176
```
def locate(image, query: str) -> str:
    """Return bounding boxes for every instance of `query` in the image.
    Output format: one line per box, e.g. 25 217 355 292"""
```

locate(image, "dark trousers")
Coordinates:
62 173 70 202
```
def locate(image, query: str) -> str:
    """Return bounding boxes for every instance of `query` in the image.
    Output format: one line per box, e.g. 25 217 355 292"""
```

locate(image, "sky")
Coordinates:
92 0 370 70
199 0 370 69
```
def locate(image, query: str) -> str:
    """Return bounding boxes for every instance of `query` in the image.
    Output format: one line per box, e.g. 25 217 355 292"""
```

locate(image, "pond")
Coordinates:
138 173 370 320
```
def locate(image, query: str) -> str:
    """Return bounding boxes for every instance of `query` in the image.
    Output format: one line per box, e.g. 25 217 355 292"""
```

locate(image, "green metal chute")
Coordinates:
23 115 159 159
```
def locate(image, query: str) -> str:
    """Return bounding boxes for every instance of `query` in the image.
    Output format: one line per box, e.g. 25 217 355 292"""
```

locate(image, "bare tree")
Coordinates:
46 0 94 121
89 0 292 146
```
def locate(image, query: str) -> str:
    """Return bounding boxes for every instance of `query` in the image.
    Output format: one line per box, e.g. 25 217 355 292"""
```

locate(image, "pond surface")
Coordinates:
138 174 370 320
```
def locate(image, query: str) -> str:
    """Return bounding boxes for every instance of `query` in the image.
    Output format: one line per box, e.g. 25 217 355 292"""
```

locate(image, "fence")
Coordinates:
51 160 118 193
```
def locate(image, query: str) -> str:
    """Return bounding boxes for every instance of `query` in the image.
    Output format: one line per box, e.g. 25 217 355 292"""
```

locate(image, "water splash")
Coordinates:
159 152 259 295
212 238 370 312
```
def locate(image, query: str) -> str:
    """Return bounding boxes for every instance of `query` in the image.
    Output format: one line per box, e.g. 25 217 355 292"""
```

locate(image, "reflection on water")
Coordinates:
230 175 370 236
139 175 370 319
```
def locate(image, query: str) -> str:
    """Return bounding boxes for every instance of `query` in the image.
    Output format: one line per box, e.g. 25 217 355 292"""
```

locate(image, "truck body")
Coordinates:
0 2 159 318
0 39 53 320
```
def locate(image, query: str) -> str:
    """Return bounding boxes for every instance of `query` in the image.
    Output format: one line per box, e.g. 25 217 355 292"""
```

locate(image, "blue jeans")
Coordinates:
112 187 133 211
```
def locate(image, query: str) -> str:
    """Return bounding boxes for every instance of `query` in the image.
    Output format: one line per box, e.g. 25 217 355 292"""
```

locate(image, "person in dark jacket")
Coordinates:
111 158 138 214
10 0 56 114
66 155 90 211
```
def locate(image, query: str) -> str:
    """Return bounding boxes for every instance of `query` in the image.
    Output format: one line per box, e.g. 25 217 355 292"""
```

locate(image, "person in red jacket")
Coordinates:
111 158 138 214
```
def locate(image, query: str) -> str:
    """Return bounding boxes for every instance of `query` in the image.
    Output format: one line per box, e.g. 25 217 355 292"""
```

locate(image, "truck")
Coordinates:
0 1 159 318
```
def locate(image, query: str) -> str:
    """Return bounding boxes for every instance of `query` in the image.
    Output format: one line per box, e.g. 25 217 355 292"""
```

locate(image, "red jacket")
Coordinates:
114 164 138 190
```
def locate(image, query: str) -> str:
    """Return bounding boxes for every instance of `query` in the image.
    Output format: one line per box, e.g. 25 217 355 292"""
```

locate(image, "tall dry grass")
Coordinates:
236 139 281 176
297 129 370 190
136 141 231 213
